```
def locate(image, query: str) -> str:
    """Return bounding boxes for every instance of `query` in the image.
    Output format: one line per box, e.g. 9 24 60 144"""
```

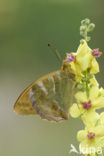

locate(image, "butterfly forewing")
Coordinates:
14 86 36 115
14 70 75 122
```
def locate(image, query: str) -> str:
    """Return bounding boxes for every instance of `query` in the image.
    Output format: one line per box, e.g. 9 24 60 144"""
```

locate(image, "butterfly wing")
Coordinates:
14 70 75 122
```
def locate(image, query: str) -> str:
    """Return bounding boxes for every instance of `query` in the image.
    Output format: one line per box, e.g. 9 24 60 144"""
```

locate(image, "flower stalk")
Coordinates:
64 18 104 156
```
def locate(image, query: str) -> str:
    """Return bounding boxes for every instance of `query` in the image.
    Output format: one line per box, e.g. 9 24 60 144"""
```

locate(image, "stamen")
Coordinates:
65 53 76 63
81 100 92 110
92 49 102 58
87 132 95 140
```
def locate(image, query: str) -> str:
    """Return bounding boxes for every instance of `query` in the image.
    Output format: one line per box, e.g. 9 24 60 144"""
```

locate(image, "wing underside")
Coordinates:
14 70 75 122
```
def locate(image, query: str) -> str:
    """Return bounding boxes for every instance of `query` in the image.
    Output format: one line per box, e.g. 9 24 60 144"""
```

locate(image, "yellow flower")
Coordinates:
70 85 104 127
98 112 104 126
90 76 99 87
65 40 100 81
77 125 104 155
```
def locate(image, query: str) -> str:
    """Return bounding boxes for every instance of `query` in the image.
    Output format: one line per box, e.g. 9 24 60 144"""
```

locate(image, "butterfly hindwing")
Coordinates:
14 70 75 122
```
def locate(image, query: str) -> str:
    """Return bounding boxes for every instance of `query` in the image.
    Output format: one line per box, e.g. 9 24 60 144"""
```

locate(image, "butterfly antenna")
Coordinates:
48 43 62 63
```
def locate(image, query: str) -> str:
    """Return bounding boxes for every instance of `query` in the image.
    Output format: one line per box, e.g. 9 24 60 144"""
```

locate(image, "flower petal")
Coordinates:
77 40 91 56
79 139 100 155
70 61 82 80
89 85 99 101
99 87 104 95
77 130 87 142
99 112 104 125
75 91 87 102
93 96 104 109
81 110 99 128
69 103 82 118
94 126 104 137
76 40 92 71
90 57 99 74
90 76 99 87
76 53 91 71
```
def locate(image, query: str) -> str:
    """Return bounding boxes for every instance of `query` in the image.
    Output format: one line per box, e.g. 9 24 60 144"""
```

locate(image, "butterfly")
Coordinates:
14 47 75 122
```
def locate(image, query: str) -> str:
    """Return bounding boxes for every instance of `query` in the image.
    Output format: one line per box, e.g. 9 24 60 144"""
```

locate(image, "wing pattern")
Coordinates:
14 70 75 122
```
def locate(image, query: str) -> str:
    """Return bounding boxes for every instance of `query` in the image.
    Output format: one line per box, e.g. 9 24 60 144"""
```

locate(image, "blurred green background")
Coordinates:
0 0 104 156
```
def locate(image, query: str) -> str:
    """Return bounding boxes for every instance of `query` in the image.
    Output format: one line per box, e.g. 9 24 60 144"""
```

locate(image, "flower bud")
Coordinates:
85 36 91 42
80 26 86 31
80 39 84 44
85 18 90 25
81 20 86 25
81 18 90 25
80 31 85 36
76 83 84 91
88 23 95 32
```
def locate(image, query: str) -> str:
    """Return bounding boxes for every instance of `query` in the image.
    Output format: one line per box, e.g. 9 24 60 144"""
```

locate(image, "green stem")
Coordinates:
85 71 89 99
86 80 89 98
